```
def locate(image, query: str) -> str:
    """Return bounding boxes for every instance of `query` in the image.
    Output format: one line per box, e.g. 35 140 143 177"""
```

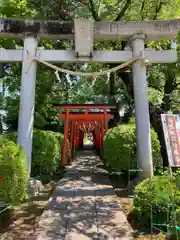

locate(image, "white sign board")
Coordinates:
161 114 180 167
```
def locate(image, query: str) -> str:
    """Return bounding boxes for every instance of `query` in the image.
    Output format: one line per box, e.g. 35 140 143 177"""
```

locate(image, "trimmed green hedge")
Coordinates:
4 130 68 177
31 130 60 176
103 124 162 174
0 137 28 204
4 131 17 143
133 173 180 238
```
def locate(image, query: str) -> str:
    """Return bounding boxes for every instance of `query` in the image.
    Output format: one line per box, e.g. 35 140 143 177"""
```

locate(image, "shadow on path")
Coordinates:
34 149 134 240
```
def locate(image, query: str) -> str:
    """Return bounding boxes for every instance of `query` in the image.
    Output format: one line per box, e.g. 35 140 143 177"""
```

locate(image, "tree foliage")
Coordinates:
0 137 28 204
0 0 179 167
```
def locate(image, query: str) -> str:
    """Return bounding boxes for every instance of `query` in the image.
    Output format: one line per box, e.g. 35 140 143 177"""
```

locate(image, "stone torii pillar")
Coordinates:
17 35 38 175
129 33 153 178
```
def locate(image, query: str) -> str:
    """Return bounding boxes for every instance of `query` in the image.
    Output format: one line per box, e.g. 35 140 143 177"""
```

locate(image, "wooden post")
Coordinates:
62 109 69 166
73 121 77 154
76 122 80 149
81 131 84 147
69 121 75 164
100 119 104 154
101 117 105 153
96 121 100 150
104 109 108 133
92 131 95 147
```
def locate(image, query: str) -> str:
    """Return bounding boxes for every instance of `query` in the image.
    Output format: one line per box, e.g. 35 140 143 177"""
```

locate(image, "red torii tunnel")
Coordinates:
56 104 116 166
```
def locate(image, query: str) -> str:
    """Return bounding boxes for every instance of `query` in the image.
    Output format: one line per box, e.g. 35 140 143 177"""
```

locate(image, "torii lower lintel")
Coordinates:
0 49 177 63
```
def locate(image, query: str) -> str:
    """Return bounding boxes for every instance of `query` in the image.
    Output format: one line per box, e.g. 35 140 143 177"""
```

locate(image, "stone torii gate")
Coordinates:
0 18 179 178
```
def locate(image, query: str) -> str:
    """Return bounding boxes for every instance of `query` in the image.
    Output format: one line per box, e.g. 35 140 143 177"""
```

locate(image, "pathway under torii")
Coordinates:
35 149 134 240
0 18 178 178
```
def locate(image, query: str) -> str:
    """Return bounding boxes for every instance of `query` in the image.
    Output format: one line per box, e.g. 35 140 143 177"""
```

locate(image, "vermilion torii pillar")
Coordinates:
0 18 178 177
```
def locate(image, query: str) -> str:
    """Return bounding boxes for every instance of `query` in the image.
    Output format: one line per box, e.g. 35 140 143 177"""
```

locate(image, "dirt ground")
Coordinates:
0 182 56 240
0 176 167 240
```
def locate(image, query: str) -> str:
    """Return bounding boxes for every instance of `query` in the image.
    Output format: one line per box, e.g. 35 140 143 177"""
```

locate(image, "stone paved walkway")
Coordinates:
35 149 134 240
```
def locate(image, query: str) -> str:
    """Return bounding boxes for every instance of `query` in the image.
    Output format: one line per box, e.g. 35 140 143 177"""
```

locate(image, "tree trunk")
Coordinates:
149 103 169 167
108 69 121 128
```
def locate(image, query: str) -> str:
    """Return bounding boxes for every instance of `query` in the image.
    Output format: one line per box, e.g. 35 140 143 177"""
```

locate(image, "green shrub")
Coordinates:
4 130 68 177
103 124 162 174
3 131 17 143
0 138 28 204
128 117 136 124
133 174 180 238
31 130 61 176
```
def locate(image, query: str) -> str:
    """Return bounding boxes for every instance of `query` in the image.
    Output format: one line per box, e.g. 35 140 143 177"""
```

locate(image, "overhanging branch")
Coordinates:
171 99 180 103
153 1 164 20
89 0 100 21
140 0 146 20
174 82 180 87
115 0 131 21
148 84 163 92
140 0 146 12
